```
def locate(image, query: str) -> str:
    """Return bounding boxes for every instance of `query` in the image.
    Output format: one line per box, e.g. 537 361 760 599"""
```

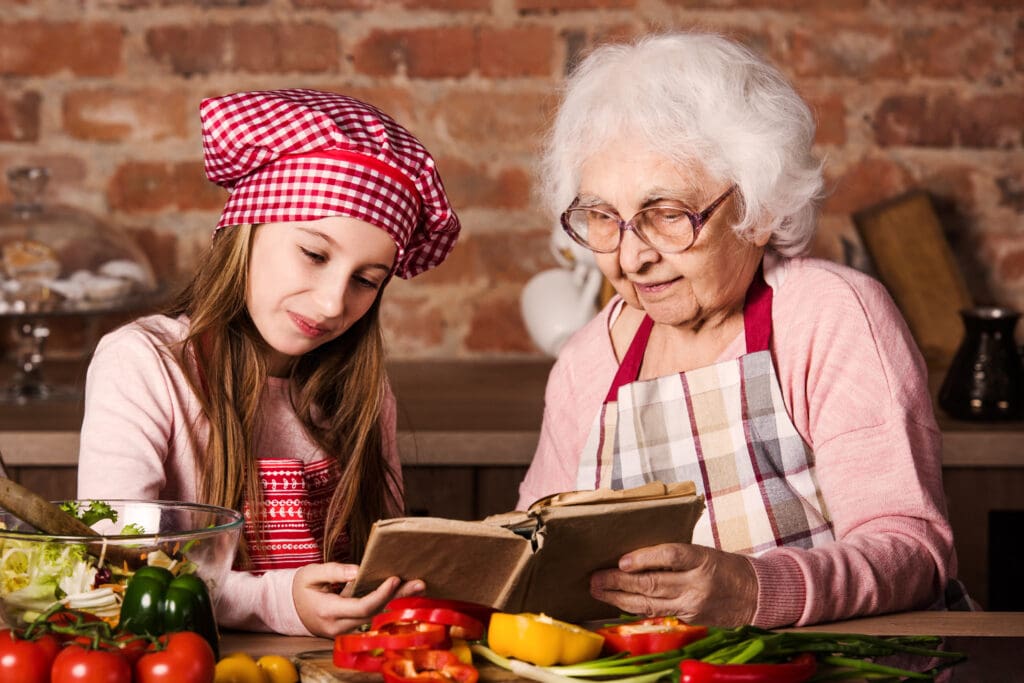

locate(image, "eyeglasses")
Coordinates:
560 185 736 254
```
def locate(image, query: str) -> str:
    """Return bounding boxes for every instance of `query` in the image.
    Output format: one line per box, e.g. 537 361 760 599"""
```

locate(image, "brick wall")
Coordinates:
1 0 1022 361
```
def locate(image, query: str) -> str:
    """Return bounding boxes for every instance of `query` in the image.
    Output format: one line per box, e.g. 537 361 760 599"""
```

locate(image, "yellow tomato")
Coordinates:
257 655 300 683
214 652 268 683
488 612 604 666
450 638 473 665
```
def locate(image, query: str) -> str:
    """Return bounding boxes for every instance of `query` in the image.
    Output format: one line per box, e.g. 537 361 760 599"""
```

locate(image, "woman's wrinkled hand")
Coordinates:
589 543 758 627
292 562 425 637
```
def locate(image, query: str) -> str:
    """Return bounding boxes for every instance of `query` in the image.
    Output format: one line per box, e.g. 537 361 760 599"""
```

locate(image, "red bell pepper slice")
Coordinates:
384 597 496 627
372 607 485 641
597 617 708 655
679 652 817 683
381 649 479 683
335 622 450 654
334 648 388 673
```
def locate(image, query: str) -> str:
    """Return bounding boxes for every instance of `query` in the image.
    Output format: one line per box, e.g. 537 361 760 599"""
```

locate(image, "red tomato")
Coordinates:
135 631 216 683
71 633 150 667
0 629 60 683
51 644 133 683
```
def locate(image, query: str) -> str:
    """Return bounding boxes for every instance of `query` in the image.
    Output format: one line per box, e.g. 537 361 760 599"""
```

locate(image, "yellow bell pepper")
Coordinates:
487 612 604 666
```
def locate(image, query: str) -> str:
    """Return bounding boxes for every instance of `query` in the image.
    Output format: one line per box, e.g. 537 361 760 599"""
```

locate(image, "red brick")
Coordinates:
878 0 1023 7
104 0 269 5
464 293 536 353
289 0 375 7
415 235 482 286
126 227 178 285
996 171 1024 213
352 28 476 79
437 157 532 210
439 91 556 151
821 156 915 215
63 89 189 143
664 0 867 6
380 293 446 352
146 23 338 75
0 21 123 76
874 94 1024 148
516 0 636 10
804 92 846 147
479 27 557 78
901 23 998 79
475 229 556 285
108 161 226 212
785 20 905 79
401 0 490 7
0 91 41 142
1016 22 1024 72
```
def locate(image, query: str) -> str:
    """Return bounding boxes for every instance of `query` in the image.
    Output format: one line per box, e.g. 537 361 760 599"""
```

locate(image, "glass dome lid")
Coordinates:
0 166 158 315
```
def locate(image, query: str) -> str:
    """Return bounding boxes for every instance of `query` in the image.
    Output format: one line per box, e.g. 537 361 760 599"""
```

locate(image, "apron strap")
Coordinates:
605 314 654 403
744 265 773 353
604 264 772 404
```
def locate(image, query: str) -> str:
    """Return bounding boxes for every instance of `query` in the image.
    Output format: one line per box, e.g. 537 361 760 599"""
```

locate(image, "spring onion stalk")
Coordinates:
474 626 964 683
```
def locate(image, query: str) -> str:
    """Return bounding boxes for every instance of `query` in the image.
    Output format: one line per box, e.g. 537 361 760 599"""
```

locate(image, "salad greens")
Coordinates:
0 500 182 626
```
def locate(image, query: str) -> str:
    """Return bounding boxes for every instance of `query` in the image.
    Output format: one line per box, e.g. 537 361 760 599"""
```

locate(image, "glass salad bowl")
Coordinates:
0 500 242 628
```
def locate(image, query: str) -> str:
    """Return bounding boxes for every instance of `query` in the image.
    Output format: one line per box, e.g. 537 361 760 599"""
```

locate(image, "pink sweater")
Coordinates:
77 315 401 636
518 256 957 628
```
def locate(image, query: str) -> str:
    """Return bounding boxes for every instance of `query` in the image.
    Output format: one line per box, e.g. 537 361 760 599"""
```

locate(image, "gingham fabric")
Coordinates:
200 89 460 279
240 457 349 572
576 272 834 556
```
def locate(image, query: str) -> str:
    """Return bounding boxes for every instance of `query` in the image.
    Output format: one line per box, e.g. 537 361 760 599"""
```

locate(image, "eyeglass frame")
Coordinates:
559 184 737 254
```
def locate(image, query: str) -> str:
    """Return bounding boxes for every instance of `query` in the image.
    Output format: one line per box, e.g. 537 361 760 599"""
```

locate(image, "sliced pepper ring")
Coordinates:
384 597 496 628
381 649 479 683
597 617 708 655
372 608 485 641
336 622 450 654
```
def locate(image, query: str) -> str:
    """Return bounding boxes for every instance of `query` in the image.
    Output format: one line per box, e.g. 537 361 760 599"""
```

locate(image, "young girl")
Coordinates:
77 89 460 637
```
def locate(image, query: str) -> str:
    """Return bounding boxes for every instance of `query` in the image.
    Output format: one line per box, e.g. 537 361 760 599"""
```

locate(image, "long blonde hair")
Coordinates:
163 224 401 563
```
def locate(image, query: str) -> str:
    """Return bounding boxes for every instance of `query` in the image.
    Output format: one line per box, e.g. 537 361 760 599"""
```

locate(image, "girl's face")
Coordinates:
246 216 397 375
578 139 767 329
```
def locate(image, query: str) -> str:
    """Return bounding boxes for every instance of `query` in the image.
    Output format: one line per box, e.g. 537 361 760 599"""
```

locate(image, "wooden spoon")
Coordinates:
0 476 142 568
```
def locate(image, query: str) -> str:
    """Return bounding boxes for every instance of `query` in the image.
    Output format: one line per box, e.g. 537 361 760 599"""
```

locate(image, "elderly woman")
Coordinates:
516 32 961 628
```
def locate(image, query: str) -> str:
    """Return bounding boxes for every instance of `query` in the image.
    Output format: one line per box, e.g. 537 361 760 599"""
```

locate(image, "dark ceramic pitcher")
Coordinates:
938 307 1024 421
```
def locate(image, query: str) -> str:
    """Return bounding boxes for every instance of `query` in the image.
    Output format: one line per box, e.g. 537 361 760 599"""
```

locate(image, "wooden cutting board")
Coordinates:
295 651 523 683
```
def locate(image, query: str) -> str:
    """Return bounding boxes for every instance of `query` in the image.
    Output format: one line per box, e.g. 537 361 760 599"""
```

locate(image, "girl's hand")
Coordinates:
292 562 425 637
589 543 758 627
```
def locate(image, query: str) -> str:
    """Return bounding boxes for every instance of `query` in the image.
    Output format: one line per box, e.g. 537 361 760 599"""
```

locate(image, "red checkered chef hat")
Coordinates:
200 89 460 279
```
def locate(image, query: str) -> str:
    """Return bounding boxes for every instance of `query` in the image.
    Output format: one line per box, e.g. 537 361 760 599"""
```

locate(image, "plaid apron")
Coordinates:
576 271 834 556
240 457 348 573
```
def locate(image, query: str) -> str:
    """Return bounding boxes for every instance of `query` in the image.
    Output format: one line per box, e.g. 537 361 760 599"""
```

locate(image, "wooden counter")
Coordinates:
221 611 1024 682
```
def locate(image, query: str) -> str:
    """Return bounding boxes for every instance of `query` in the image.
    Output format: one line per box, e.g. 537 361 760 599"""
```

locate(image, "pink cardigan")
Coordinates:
518 256 957 628
77 315 402 636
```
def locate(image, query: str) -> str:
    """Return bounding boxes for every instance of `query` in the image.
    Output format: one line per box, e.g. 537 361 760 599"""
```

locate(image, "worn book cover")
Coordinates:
342 481 706 622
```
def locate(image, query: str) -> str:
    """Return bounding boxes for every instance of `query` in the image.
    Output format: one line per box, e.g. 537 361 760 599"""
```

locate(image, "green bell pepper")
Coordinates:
118 565 220 658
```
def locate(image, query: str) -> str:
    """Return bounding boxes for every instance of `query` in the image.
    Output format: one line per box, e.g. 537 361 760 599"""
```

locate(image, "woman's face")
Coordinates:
246 216 397 375
578 139 767 329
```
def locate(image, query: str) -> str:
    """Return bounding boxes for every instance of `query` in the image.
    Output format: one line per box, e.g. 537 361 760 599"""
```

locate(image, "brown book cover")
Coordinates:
342 481 705 622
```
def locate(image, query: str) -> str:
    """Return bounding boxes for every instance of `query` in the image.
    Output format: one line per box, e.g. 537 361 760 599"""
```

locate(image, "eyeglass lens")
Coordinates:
565 205 696 253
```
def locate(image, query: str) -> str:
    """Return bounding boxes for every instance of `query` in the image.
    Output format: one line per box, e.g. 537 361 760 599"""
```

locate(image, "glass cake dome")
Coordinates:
0 166 157 315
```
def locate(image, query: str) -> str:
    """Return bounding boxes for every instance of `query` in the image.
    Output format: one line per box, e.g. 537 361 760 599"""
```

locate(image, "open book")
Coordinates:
342 481 705 622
